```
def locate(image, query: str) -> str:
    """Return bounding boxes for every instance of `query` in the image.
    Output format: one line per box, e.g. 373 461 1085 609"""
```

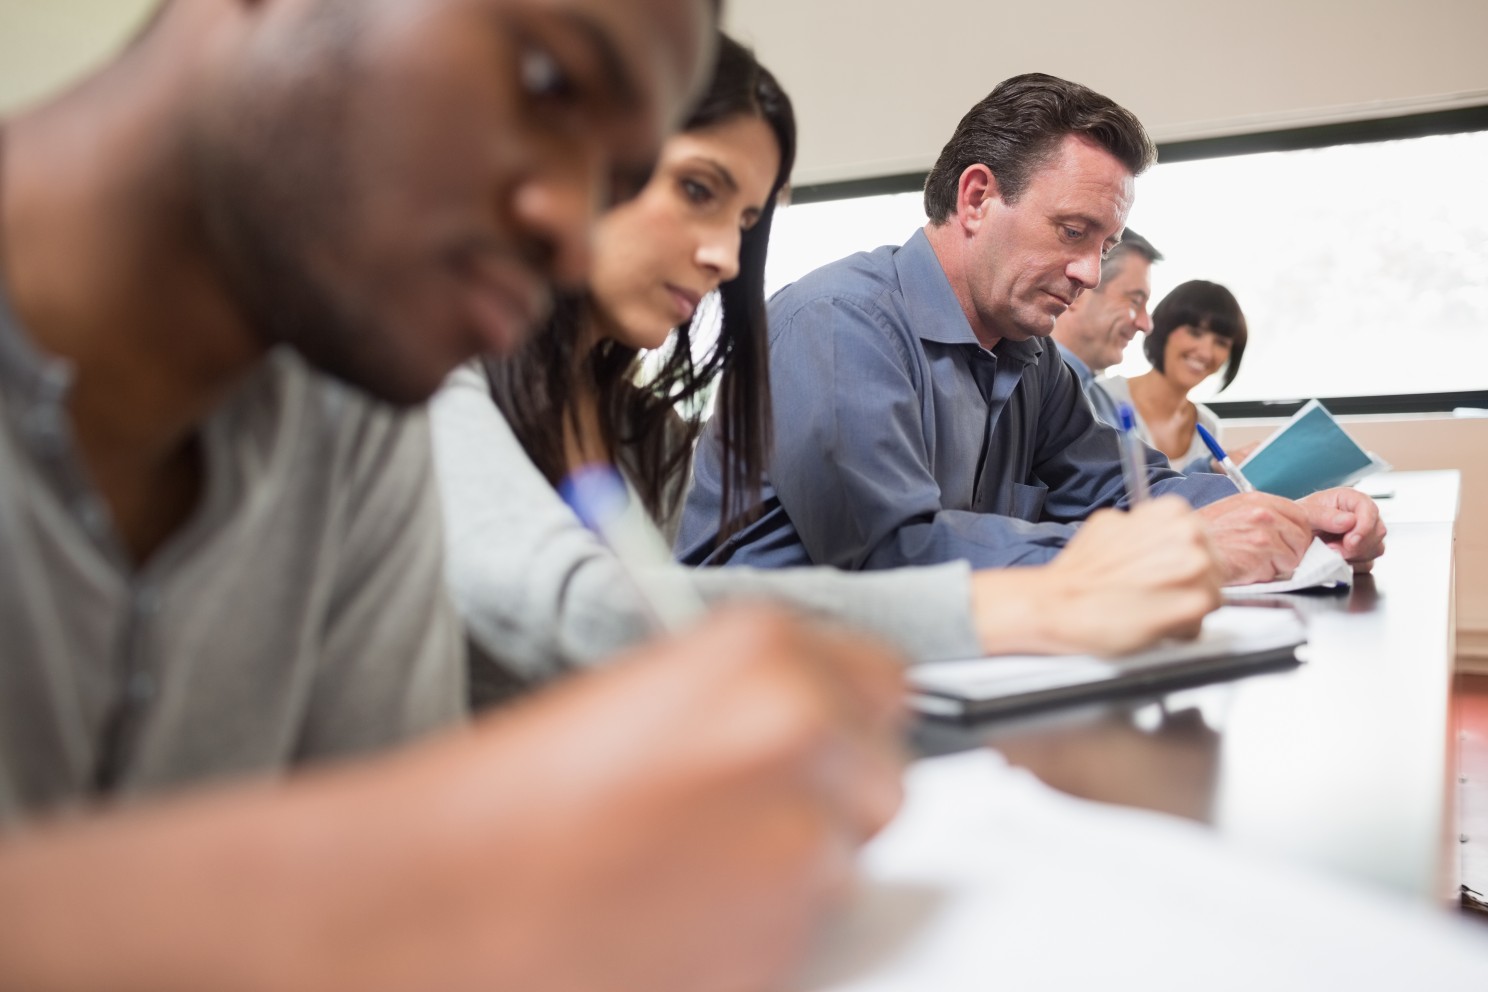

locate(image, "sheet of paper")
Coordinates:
799 750 1488 991
1224 537 1352 596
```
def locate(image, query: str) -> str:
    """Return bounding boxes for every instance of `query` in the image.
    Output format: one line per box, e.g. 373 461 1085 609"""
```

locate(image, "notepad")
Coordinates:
798 751 1488 991
1223 537 1352 596
1238 399 1390 500
909 607 1306 719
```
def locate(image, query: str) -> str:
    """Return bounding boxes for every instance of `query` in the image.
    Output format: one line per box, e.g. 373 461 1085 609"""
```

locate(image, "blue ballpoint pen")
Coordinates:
1115 403 1150 505
1195 423 1256 493
559 463 707 633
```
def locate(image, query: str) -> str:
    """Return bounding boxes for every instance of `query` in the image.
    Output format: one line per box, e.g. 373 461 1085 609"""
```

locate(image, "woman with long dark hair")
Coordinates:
431 36 1220 695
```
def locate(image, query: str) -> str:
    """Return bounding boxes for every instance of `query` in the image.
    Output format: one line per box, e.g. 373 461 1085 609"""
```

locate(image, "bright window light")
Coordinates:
764 130 1488 403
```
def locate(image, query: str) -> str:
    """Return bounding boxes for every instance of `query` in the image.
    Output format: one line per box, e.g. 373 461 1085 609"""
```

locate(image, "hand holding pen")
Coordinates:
560 463 707 632
1195 423 1256 493
1115 403 1150 505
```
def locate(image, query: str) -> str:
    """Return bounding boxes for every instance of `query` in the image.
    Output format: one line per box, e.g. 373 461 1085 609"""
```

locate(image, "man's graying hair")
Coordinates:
923 72 1157 223
1098 228 1163 288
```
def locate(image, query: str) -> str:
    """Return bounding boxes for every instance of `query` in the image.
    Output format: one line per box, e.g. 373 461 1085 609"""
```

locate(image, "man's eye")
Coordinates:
607 165 654 208
1062 226 1083 241
520 45 573 100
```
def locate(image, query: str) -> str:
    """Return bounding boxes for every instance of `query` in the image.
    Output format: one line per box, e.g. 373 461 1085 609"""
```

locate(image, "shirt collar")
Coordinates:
0 277 75 408
893 227 1043 366
1055 341 1095 386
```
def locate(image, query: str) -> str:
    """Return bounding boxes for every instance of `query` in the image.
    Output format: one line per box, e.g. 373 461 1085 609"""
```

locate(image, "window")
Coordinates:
764 127 1488 406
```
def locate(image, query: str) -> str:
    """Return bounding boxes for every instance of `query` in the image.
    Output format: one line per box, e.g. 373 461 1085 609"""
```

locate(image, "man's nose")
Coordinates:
1068 251 1102 291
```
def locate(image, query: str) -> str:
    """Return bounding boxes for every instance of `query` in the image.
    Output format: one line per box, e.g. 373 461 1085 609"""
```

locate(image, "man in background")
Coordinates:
1051 232 1254 475
1051 229 1161 426
0 1 906 988
678 73 1385 581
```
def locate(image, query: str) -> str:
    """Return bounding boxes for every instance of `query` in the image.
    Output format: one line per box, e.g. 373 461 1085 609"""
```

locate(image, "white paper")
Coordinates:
799 750 1488 991
1224 537 1352 596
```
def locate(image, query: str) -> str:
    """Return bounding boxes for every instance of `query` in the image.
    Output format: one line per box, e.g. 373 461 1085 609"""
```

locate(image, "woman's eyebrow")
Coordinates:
688 156 739 194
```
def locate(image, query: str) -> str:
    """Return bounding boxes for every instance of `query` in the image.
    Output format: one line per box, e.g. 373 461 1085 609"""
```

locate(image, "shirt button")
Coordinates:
37 362 70 396
135 586 163 616
126 671 156 704
22 405 65 454
75 496 109 537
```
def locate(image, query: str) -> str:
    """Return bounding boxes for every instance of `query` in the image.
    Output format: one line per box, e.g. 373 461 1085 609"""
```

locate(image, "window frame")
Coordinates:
781 106 1488 417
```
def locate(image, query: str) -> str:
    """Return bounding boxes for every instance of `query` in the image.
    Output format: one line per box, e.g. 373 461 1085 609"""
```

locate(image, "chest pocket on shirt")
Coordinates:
1005 481 1049 522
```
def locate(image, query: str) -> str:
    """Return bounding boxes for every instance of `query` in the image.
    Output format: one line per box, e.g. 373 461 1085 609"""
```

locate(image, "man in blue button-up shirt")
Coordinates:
678 73 1386 583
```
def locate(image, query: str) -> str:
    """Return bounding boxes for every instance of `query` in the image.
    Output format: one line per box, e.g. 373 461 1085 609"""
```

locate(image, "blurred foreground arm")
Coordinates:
0 607 906 992
969 496 1222 657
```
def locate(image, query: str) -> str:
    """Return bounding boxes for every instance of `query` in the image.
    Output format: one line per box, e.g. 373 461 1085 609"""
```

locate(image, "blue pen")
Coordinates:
560 463 706 633
1115 403 1150 505
1195 423 1256 493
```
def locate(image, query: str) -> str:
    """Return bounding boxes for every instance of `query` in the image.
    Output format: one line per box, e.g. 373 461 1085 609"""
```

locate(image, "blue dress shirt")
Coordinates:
676 229 1236 570
1054 341 1122 428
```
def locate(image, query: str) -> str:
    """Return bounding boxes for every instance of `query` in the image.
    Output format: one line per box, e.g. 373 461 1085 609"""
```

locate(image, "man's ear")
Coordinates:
956 164 1002 233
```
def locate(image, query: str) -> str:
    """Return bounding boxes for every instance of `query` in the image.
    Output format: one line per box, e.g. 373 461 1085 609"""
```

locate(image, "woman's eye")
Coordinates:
681 179 714 205
519 45 573 101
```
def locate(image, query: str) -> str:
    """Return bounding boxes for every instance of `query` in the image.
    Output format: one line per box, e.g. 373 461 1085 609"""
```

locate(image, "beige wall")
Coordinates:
0 1 157 113
1224 415 1488 673
726 0 1488 185
7 1 1487 180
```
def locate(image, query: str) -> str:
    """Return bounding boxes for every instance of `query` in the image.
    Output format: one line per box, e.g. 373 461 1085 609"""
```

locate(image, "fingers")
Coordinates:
1023 498 1221 657
705 607 908 843
1301 488 1387 564
1199 492 1313 583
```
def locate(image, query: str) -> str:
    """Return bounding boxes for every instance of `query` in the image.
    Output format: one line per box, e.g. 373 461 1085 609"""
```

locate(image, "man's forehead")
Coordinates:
1031 135 1135 224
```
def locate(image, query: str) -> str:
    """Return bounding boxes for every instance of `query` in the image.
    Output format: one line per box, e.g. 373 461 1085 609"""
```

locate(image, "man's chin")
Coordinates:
310 352 450 409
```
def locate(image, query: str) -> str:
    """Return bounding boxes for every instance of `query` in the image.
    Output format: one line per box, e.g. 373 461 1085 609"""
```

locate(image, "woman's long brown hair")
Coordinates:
483 34 796 538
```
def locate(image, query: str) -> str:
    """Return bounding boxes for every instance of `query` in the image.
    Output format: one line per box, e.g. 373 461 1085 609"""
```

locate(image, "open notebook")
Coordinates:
910 606 1306 719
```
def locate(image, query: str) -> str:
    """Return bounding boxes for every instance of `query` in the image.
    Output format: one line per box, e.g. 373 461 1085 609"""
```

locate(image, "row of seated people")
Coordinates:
0 2 1388 989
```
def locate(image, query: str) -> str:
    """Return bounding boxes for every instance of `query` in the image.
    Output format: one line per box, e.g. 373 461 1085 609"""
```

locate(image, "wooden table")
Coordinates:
914 470 1462 901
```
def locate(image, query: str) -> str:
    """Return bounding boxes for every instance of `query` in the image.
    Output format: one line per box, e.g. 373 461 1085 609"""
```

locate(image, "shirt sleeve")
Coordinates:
295 405 467 762
429 365 982 680
1037 359 1240 521
765 299 1237 570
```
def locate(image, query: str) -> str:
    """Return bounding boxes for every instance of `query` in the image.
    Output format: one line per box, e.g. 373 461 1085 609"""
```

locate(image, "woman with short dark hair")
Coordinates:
1103 279 1250 470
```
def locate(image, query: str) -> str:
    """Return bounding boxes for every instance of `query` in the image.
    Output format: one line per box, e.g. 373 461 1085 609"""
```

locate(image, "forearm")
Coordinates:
858 512 1075 571
966 568 1067 656
690 561 981 663
0 728 536 992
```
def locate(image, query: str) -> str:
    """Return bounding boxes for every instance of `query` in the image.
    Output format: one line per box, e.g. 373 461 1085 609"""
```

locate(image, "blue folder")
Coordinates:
1238 399 1387 500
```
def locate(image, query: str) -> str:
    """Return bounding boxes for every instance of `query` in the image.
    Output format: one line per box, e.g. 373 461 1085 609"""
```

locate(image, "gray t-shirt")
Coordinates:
0 290 465 824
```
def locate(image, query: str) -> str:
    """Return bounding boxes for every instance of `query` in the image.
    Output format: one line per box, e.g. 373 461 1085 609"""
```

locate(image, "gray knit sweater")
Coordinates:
429 363 982 685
